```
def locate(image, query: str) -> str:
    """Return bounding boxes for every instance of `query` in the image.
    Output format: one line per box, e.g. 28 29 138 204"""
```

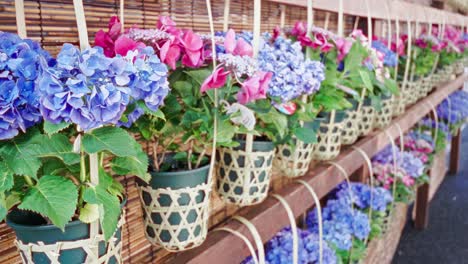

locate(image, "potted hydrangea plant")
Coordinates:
2 25 165 262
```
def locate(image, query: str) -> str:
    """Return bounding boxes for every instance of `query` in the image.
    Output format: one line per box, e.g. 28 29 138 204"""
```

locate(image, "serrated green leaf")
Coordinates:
79 203 100 223
358 70 374 93
110 141 149 182
0 203 6 222
18 175 78 230
82 127 137 157
184 69 212 86
32 134 80 165
384 78 399 95
83 185 121 240
294 127 317 144
0 160 13 192
44 121 71 135
0 129 43 179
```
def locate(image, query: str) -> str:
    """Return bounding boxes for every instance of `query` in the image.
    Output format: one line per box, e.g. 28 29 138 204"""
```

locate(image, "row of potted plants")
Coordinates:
1 13 467 262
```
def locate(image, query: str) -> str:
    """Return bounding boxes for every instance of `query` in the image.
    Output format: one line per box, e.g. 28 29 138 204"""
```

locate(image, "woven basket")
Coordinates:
274 139 315 178
313 110 346 161
137 171 211 252
422 76 433 96
373 95 394 129
455 61 464 75
362 203 408 264
358 99 376 137
13 215 125 264
341 100 361 145
392 94 405 117
216 140 275 206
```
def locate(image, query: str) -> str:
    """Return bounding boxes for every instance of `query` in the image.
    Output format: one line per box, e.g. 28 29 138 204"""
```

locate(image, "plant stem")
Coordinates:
195 149 207 169
187 140 193 170
152 139 160 171
24 176 34 186
80 151 86 183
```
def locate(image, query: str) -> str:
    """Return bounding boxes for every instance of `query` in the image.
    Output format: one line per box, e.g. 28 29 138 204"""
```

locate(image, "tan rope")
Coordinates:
233 216 265 264
14 0 27 38
425 101 439 141
338 0 344 37
324 12 330 31
296 180 323 264
280 5 286 29
383 130 398 210
365 0 372 44
272 194 299 264
328 162 354 205
223 0 231 31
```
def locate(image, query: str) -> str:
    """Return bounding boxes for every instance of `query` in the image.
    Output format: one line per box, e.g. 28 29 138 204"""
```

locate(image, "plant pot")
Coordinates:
312 110 346 161
216 139 275 206
357 98 376 137
7 203 125 264
137 163 211 252
373 95 394 129
341 99 361 145
274 121 319 178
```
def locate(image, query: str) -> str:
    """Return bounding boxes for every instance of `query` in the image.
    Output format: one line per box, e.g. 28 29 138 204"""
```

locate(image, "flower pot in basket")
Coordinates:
455 60 464 75
404 80 418 106
7 204 125 264
216 139 275 206
341 99 361 145
357 98 376 137
274 121 319 178
313 110 346 161
373 94 394 129
137 161 211 252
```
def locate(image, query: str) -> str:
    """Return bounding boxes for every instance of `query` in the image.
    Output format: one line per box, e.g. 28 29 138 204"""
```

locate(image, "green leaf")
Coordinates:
294 127 317 144
79 203 100 223
184 69 212 86
384 78 399 95
82 127 138 157
43 121 71 135
32 134 80 165
0 129 43 179
18 175 78 230
358 70 374 93
137 101 166 120
110 141 149 182
0 204 6 222
0 160 13 192
83 185 121 240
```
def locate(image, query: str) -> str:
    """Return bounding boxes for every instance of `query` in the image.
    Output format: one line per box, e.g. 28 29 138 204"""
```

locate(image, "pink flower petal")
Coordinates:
233 38 253 57
224 29 236 54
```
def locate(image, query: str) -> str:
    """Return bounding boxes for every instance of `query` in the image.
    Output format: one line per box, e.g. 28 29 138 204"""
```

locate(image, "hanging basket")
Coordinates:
422 76 433 96
404 80 418 106
341 100 361 145
7 209 125 264
313 110 346 161
373 95 394 129
392 94 405 117
358 98 376 137
137 164 211 252
274 128 317 178
455 60 464 75
216 139 275 206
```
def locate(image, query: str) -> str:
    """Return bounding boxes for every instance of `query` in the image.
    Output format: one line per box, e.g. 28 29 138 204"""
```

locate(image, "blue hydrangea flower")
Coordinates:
419 117 451 140
38 44 169 131
372 40 398 67
335 182 393 212
399 151 425 178
242 227 337 264
0 32 54 140
437 91 468 124
258 36 325 102
372 144 401 165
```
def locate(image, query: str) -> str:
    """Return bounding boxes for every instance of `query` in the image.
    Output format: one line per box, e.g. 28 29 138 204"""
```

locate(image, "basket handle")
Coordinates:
365 0 372 44
338 0 344 37
120 0 125 30
393 1 400 82
401 14 413 96
14 0 27 38
328 162 354 209
383 129 399 210
424 101 439 141
232 216 265 264
272 194 299 264
214 227 260 264
296 180 324 264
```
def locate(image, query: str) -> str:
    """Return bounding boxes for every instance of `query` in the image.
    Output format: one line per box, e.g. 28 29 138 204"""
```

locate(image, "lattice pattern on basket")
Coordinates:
341 108 361 145
358 105 375 137
374 96 394 129
455 61 464 75
274 140 315 178
313 120 344 161
15 215 125 264
216 147 275 206
392 94 405 117
137 183 211 252
404 81 418 106
422 76 433 96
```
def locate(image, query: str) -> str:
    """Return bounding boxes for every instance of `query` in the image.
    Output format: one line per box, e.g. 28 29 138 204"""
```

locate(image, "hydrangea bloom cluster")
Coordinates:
371 40 398 67
242 227 337 264
372 144 401 165
418 117 451 140
258 36 325 102
307 192 371 250
437 90 468 124
38 44 169 131
372 144 424 179
334 182 393 212
0 32 54 140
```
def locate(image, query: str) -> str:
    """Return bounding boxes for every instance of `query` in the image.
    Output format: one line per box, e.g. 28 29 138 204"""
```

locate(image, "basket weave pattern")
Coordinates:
358 106 375 137
15 216 125 264
274 141 315 178
216 147 275 206
313 120 344 160
341 108 361 145
137 183 211 252
373 96 394 129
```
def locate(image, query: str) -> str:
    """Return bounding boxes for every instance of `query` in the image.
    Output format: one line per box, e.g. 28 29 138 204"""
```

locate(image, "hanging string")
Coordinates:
120 0 124 29
223 0 231 31
272 195 299 264
338 0 344 37
365 0 372 44
280 5 286 29
233 216 265 264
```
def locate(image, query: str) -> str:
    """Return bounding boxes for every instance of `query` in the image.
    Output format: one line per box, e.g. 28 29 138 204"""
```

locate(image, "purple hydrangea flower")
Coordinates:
372 40 398 67
399 151 425 178
0 32 54 140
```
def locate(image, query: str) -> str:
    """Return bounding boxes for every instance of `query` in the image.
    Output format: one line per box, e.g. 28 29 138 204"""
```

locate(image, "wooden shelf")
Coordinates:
171 74 467 264
268 0 467 26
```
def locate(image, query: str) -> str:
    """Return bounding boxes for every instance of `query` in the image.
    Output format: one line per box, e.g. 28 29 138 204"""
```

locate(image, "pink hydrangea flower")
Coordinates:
237 71 272 105
200 66 230 93
402 175 415 187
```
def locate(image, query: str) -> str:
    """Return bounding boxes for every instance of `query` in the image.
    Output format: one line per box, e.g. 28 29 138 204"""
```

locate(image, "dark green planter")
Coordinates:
138 162 210 244
7 202 125 264
317 110 347 123
217 139 274 204
363 97 373 106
